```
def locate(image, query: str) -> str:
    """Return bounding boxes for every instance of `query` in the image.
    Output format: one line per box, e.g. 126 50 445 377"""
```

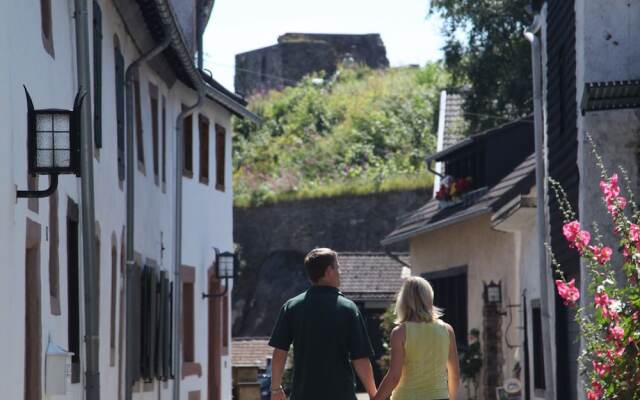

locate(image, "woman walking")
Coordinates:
373 276 460 400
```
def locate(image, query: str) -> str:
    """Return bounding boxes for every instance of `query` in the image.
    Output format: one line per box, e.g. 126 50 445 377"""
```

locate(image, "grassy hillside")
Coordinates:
232 63 448 207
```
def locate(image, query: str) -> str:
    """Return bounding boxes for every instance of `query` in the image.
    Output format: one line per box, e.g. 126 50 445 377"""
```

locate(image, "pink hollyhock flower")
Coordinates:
592 380 604 398
556 279 580 306
592 360 610 377
609 324 625 341
563 221 581 242
600 175 620 201
587 390 598 400
594 292 610 308
590 246 613 265
631 224 640 242
618 196 627 210
576 231 591 251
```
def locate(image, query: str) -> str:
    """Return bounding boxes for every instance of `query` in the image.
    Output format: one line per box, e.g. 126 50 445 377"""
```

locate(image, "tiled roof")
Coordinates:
442 93 467 149
382 154 536 245
339 253 409 301
232 337 273 369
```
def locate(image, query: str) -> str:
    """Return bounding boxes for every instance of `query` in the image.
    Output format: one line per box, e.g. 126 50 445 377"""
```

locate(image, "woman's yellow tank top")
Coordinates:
391 320 450 400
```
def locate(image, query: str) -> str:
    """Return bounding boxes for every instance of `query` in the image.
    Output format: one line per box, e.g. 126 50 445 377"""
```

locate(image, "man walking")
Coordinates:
269 248 377 400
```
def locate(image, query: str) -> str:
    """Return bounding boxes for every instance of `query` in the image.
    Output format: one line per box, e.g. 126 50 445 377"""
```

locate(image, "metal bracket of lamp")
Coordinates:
17 86 84 199
202 248 236 299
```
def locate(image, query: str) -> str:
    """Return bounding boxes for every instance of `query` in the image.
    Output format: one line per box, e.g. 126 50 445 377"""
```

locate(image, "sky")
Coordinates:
203 0 446 91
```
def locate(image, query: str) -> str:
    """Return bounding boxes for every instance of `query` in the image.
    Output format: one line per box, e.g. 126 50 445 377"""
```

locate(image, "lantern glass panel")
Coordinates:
53 114 69 131
54 150 71 168
37 114 53 131
488 286 501 303
217 254 234 279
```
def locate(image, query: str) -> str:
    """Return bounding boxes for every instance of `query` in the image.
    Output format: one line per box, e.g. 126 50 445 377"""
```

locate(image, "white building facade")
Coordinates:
0 0 256 399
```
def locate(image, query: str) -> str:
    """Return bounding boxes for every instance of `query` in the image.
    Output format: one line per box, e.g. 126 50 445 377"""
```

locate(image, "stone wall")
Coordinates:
232 188 429 336
235 33 389 96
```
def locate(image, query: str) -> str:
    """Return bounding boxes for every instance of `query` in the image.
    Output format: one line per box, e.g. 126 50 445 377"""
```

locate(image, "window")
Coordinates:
49 192 60 315
67 199 81 383
135 78 145 171
183 279 195 362
40 0 54 57
183 111 193 177
532 300 546 392
149 84 159 183
215 124 226 191
93 1 102 149
114 37 125 181
162 96 167 187
199 115 210 184
181 266 201 378
25 219 42 400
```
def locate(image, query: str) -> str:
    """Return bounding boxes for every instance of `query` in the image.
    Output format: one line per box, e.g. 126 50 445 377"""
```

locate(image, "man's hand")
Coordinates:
270 388 286 400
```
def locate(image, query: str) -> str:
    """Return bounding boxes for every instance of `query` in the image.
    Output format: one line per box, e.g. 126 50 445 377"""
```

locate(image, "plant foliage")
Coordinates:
429 0 533 131
233 63 447 207
551 138 640 399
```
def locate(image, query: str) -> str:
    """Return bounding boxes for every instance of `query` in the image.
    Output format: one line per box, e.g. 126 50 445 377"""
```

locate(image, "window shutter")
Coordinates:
92 1 102 148
126 264 142 386
156 271 167 379
115 45 125 180
148 268 158 378
167 282 174 379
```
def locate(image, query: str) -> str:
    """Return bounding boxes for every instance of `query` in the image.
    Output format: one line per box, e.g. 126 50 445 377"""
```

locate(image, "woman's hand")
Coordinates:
271 388 287 400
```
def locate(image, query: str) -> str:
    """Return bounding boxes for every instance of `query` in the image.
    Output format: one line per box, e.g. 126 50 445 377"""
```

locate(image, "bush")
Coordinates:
551 140 640 399
233 63 448 206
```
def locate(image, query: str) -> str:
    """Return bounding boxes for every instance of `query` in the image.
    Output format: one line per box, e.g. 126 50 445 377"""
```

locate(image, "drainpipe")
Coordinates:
384 247 411 269
173 90 204 400
124 37 170 400
73 0 99 398
525 16 556 400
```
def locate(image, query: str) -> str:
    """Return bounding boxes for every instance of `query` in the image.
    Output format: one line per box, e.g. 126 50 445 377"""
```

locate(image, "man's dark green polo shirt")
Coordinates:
269 286 374 400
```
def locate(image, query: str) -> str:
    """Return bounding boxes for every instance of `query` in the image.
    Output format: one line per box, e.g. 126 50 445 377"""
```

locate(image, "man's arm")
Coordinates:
352 357 376 399
270 348 288 400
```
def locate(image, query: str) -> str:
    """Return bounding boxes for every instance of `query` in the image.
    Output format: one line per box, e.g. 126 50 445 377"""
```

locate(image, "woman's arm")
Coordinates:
446 325 460 400
373 325 405 400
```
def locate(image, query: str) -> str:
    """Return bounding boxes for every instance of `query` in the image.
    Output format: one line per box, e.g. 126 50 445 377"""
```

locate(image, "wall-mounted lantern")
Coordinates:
45 339 74 395
202 248 236 299
17 86 84 198
484 280 502 304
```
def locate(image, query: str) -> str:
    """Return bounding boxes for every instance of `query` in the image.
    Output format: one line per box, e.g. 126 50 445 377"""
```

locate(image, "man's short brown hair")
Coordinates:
304 248 338 283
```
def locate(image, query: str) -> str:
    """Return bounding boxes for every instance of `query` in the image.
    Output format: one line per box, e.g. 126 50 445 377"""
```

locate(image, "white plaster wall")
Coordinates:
0 0 235 398
409 214 521 399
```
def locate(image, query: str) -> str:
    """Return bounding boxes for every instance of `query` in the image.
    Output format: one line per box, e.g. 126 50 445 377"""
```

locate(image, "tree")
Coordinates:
429 0 533 132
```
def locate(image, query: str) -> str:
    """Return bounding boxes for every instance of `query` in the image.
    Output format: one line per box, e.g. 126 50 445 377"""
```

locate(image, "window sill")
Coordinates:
182 362 202 379
215 184 225 192
183 170 193 179
199 176 209 186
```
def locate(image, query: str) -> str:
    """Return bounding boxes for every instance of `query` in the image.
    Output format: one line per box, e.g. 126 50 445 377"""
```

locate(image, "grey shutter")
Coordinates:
148 268 158 378
92 1 102 148
168 282 174 379
126 264 142 387
156 271 167 379
115 46 125 180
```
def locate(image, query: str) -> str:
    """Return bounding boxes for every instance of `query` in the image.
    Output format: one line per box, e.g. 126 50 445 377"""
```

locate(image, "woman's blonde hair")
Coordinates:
394 276 443 324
